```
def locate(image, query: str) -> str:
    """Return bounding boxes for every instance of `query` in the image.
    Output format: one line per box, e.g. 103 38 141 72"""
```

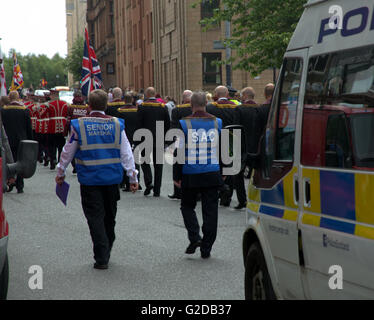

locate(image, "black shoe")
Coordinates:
220 201 231 207
185 240 202 254
144 185 154 196
50 161 56 170
43 159 49 167
138 185 142 191
17 189 24 194
153 193 160 197
72 168 77 174
93 262 108 270
201 251 211 259
168 193 181 200
234 203 247 210
6 184 15 193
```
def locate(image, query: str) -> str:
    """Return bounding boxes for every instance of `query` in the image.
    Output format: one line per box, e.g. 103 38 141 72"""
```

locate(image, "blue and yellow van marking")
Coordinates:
247 166 374 241
302 168 374 240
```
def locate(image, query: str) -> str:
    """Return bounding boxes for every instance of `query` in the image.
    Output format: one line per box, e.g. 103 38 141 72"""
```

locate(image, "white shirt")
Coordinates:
57 111 138 184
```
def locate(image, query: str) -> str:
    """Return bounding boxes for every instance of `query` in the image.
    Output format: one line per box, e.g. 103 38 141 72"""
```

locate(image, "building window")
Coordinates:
203 53 222 85
107 63 115 75
201 0 220 20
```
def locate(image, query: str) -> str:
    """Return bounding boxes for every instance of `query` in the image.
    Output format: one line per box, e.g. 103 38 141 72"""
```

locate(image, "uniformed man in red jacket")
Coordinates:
64 90 89 174
47 90 68 169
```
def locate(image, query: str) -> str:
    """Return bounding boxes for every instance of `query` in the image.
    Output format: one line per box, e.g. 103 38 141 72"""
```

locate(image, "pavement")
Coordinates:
4 158 247 300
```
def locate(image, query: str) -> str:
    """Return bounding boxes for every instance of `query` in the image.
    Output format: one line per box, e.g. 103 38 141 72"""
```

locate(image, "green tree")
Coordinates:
198 0 306 76
3 50 67 91
65 36 84 82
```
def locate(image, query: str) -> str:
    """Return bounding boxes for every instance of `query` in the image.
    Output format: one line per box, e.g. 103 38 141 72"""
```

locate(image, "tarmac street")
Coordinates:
4 160 247 300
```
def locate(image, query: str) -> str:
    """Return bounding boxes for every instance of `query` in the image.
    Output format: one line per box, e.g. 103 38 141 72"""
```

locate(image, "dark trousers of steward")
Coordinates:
80 184 120 265
181 186 219 254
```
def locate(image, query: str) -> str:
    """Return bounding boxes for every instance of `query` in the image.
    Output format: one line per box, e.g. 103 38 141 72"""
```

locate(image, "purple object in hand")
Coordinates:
56 182 70 206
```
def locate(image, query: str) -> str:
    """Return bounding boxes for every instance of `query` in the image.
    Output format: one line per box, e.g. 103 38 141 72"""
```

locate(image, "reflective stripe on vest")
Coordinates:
75 158 122 166
78 117 121 151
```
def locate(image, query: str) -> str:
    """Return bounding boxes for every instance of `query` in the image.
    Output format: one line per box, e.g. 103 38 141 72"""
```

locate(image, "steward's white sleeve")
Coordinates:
121 130 138 184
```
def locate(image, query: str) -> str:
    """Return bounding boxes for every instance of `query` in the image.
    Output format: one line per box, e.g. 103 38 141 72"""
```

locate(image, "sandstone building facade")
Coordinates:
66 0 87 87
87 0 117 89
89 0 274 103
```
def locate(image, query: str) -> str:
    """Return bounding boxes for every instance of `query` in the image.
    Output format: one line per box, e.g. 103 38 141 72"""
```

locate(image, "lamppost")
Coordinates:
224 4 232 88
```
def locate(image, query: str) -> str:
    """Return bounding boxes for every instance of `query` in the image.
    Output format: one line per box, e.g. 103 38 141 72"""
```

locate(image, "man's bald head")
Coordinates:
9 91 20 102
214 86 229 99
241 87 256 101
112 87 123 100
182 90 193 104
145 87 156 99
264 83 275 100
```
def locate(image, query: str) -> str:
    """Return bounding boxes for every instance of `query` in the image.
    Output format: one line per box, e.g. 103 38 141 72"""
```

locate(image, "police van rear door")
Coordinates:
298 0 374 299
249 47 308 299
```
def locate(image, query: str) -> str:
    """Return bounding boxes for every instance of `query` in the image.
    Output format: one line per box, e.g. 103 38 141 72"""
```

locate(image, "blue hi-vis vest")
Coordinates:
180 117 222 175
71 117 125 186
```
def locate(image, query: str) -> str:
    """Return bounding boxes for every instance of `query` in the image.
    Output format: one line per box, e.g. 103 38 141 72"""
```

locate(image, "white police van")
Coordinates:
243 0 374 299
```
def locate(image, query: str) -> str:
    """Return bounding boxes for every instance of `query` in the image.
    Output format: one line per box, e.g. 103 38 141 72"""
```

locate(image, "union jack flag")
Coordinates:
81 28 103 97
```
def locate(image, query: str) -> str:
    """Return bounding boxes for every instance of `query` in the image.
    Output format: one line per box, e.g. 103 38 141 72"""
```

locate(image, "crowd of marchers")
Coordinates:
0 83 273 267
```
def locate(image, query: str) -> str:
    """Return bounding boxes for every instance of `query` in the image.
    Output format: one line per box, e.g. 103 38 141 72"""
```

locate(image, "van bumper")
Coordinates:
0 236 8 272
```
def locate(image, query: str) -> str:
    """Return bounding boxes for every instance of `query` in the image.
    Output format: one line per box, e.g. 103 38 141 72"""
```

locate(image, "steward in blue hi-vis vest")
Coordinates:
179 117 222 175
71 117 125 186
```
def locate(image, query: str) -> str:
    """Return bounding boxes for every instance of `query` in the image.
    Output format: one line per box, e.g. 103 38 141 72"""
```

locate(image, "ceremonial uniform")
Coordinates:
35 102 50 164
136 97 170 196
57 111 138 267
206 98 237 206
170 104 192 199
175 111 223 258
64 102 89 173
47 99 68 168
1 101 33 192
26 102 37 139
105 99 126 117
115 103 141 190
233 99 258 208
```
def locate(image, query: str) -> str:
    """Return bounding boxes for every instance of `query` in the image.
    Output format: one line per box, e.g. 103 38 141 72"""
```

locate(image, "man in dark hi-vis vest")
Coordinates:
175 91 223 259
56 89 138 270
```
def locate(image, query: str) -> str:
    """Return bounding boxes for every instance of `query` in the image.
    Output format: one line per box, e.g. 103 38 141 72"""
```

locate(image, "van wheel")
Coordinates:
245 242 276 300
0 254 9 300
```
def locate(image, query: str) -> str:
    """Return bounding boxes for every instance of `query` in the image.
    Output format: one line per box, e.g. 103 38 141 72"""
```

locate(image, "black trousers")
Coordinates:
181 186 219 254
35 133 49 161
172 149 182 197
80 184 120 265
234 169 247 205
10 145 24 191
141 149 163 195
220 175 234 205
48 133 66 162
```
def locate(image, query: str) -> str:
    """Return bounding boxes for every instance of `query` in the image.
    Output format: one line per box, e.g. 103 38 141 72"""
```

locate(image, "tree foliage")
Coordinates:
198 0 306 76
2 50 67 90
65 36 84 83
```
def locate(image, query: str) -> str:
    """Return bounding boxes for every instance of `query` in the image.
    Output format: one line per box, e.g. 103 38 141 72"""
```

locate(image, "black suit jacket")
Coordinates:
136 98 170 147
2 103 33 159
206 99 237 128
171 104 192 129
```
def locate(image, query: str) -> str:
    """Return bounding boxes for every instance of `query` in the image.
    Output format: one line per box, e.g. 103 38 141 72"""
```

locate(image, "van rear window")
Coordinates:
302 45 374 171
